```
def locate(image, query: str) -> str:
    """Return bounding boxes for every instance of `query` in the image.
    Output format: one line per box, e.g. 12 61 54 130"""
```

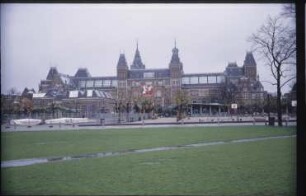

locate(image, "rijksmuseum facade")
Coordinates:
34 43 266 117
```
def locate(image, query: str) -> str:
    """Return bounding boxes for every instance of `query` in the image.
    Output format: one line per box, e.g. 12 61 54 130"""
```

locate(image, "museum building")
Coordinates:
34 42 266 116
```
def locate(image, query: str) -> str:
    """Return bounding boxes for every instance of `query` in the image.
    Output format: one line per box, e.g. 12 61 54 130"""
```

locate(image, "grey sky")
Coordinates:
1 3 293 94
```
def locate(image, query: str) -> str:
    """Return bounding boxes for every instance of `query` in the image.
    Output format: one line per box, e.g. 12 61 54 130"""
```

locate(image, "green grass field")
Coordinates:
1 126 296 195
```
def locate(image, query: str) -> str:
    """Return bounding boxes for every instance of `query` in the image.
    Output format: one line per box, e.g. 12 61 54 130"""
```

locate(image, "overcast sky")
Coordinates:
1 3 294 94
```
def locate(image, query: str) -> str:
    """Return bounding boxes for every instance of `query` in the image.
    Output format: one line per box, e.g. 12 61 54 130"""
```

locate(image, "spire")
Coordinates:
117 53 128 68
243 52 256 67
46 67 59 80
170 40 181 65
131 41 145 69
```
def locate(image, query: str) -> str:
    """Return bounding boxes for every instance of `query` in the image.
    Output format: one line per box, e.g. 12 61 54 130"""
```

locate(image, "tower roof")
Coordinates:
131 41 145 69
243 52 256 67
117 53 128 68
75 68 91 78
169 40 182 66
46 67 59 80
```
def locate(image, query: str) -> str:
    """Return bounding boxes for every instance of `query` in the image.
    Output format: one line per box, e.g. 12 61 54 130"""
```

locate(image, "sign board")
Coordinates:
142 84 154 97
291 100 297 107
231 104 238 109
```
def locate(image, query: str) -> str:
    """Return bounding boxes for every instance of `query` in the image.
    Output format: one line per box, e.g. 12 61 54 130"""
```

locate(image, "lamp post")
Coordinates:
51 99 55 119
75 98 77 118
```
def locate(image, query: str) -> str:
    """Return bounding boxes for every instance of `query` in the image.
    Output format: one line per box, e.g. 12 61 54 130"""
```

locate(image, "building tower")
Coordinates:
243 52 257 81
130 41 145 70
169 40 184 103
116 53 129 101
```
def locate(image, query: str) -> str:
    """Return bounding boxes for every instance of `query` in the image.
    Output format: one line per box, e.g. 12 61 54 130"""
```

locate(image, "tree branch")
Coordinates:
280 76 296 88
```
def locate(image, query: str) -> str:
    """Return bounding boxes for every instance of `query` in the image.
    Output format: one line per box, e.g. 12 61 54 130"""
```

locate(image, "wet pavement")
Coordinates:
1 135 295 168
1 121 296 132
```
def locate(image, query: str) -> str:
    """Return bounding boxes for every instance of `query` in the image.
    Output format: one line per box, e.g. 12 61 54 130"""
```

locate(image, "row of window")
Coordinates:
78 76 226 88
130 71 169 79
240 93 264 100
182 75 225 84
131 80 171 87
79 80 118 88
132 89 163 97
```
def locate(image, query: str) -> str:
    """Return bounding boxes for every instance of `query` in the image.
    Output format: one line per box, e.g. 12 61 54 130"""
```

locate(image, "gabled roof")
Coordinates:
75 68 91 77
225 63 243 77
46 67 59 80
252 81 264 91
21 87 36 98
227 62 238 68
131 42 145 70
117 54 128 68
243 52 256 67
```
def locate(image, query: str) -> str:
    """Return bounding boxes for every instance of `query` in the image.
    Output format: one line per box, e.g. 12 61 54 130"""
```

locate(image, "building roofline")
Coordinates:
183 72 224 76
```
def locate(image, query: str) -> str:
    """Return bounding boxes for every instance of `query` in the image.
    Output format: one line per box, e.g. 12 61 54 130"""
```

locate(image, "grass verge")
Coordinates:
2 137 296 195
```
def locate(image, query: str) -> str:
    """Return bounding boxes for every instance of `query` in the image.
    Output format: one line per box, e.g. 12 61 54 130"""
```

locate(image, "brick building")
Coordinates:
35 42 266 116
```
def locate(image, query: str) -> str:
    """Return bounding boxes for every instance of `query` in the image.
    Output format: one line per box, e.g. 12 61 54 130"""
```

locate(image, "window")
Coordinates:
95 80 102 87
191 90 199 96
199 76 207 84
208 76 216 84
199 89 209 97
144 72 155 78
190 76 198 84
217 75 225 83
103 80 111 87
111 80 117 87
87 80 94 88
182 77 190 84
145 81 153 86
79 80 86 88
156 90 162 97
118 81 126 87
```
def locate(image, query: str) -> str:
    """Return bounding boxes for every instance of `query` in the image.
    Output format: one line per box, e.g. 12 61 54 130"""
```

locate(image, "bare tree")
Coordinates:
249 16 296 126
221 82 238 105
7 87 20 96
20 97 33 117
281 4 295 19
175 89 189 121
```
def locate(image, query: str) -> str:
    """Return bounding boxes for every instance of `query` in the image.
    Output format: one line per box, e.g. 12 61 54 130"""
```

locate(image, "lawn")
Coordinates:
1 126 295 161
1 126 296 195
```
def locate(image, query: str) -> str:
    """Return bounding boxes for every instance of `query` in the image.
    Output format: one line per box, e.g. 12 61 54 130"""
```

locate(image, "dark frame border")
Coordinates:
0 1 305 195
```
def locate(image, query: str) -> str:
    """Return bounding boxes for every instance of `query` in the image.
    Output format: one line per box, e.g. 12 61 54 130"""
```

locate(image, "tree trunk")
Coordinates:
277 75 283 127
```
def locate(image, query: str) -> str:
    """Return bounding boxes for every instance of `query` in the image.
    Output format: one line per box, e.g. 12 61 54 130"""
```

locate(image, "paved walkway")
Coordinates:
1 116 296 132
2 122 297 132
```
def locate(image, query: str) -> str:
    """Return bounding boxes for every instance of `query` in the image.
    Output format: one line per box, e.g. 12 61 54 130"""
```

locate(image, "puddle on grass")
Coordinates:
36 141 68 145
1 158 49 168
1 135 295 168
141 162 161 165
